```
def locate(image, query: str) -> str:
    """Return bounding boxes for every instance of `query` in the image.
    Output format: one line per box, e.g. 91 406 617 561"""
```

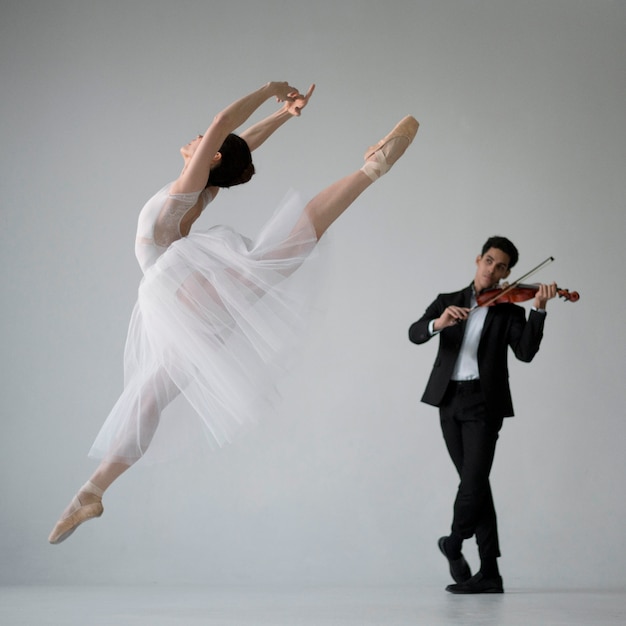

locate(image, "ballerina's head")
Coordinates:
181 133 254 189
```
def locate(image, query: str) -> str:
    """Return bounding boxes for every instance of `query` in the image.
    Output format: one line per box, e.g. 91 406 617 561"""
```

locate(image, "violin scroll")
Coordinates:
557 288 579 302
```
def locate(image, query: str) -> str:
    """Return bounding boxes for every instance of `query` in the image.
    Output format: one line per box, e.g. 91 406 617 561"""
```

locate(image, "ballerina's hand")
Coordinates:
269 81 300 103
284 84 315 117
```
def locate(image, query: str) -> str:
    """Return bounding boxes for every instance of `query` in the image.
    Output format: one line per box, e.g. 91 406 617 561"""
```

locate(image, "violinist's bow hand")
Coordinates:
436 305 470 329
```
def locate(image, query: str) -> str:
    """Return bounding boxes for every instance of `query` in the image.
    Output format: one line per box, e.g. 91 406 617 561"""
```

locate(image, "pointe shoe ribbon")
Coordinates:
48 496 103 544
364 115 419 160
361 115 419 181
48 481 104 545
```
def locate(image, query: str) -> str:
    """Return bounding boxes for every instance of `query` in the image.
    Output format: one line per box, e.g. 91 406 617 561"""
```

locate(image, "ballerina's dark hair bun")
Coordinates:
207 133 255 188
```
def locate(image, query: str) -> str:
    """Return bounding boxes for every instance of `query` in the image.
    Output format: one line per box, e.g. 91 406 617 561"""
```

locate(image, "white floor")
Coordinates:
1 585 625 626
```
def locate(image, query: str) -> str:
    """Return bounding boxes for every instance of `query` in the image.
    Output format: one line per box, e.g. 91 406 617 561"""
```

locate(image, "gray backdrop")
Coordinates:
2 0 625 587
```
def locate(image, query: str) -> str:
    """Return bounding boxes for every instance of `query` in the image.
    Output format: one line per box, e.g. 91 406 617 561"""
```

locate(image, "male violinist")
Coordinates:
408 236 557 593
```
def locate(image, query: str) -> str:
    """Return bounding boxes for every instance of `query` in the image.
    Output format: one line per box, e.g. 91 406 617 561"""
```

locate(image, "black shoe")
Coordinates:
446 572 504 594
438 536 471 584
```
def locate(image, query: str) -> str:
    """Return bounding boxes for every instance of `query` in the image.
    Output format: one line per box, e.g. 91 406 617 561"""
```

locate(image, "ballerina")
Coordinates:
48 80 418 544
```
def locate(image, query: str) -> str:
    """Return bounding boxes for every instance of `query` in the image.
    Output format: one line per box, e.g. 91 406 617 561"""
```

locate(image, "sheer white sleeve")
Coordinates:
135 185 213 273
153 191 203 247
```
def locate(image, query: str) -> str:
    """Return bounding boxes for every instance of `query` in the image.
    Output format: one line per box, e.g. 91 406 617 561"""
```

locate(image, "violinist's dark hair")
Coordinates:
481 236 519 269
207 133 255 188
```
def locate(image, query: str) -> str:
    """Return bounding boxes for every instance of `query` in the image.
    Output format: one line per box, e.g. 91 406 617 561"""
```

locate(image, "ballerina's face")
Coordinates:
180 135 203 159
180 135 222 172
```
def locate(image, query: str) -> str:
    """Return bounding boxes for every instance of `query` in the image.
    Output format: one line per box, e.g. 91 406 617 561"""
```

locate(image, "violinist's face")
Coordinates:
474 247 511 292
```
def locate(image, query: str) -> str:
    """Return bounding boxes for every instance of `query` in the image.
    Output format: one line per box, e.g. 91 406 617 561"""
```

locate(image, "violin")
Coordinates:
476 283 580 307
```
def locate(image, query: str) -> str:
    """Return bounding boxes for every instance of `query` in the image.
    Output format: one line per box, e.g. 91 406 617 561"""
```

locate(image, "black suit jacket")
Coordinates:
408 284 547 419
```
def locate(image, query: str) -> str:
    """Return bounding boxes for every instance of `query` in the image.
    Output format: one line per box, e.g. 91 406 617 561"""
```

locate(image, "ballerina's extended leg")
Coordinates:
360 115 419 181
301 115 419 239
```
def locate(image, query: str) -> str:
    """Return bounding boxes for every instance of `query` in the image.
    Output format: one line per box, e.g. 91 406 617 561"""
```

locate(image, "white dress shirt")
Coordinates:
428 289 486 381
428 288 547 382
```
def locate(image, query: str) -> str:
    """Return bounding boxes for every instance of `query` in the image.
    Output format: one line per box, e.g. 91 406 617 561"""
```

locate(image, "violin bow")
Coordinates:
470 256 555 311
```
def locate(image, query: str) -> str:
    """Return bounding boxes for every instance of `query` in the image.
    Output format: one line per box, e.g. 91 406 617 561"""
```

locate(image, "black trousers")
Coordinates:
439 380 504 562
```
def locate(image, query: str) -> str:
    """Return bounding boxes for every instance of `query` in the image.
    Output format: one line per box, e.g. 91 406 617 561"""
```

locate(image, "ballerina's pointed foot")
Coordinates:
48 482 104 545
361 115 419 181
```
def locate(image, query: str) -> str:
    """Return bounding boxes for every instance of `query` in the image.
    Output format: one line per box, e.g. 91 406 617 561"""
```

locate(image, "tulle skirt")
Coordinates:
89 191 321 464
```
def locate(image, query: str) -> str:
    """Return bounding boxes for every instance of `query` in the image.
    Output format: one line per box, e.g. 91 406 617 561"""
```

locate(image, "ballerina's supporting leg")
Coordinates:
48 370 178 544
48 461 134 545
301 115 419 240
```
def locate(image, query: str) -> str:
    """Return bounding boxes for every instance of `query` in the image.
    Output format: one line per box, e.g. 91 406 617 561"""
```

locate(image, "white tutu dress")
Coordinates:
88 183 320 464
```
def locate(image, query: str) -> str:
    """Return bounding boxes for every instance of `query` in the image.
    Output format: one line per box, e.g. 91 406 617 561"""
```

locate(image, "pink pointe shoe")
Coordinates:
361 115 419 181
48 481 104 544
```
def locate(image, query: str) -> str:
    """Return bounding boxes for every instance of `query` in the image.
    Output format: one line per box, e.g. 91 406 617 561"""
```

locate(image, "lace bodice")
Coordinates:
135 183 214 273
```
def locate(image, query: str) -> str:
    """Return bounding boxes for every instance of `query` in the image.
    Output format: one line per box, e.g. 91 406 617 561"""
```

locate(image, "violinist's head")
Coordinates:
474 236 519 292
481 236 519 268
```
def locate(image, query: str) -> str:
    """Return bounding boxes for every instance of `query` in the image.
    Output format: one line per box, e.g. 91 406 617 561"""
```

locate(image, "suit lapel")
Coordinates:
480 306 496 341
454 284 474 337
463 285 473 308
472 284 495 344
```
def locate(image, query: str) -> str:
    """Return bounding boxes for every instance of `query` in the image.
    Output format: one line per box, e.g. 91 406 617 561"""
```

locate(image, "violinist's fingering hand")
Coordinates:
533 282 558 309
